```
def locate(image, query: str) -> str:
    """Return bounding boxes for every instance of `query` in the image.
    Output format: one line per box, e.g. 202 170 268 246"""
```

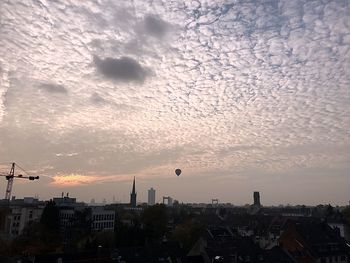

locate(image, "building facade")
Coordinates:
54 194 115 233
0 197 45 239
91 206 115 231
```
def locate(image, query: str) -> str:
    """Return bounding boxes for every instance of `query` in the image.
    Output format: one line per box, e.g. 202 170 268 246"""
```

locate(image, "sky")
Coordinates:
0 0 349 206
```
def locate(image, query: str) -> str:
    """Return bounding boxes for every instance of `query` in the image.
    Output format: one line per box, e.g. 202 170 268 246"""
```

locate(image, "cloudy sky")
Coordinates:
0 0 349 205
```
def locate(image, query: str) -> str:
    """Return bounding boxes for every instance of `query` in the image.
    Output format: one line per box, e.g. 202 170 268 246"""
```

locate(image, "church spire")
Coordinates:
130 177 137 207
132 176 136 194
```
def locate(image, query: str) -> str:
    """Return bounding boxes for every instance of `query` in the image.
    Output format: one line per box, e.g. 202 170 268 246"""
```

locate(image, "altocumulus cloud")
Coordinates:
0 0 349 204
94 56 148 83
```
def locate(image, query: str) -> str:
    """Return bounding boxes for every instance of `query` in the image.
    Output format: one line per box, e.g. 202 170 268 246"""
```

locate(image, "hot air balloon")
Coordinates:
175 169 181 176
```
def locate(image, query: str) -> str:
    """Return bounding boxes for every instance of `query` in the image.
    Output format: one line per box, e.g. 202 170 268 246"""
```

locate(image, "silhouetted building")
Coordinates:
55 194 114 234
0 197 45 239
130 177 137 207
163 196 173 207
148 187 156 206
253 191 261 207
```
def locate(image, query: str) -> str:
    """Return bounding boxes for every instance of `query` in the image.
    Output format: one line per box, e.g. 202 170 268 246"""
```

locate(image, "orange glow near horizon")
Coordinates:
50 173 134 187
50 174 98 187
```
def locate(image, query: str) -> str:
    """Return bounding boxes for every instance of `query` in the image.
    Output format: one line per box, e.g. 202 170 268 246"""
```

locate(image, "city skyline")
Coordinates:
0 174 348 207
0 0 349 205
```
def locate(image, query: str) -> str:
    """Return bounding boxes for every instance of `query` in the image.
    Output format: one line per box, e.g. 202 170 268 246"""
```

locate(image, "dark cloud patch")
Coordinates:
144 15 170 38
90 92 107 105
39 83 68 94
94 56 148 82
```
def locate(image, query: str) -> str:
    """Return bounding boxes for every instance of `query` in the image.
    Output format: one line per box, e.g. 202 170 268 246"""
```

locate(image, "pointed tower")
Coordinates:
130 177 137 207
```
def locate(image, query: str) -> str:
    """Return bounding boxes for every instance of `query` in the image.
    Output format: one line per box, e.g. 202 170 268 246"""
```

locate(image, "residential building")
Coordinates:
188 226 268 262
279 221 350 263
0 197 45 239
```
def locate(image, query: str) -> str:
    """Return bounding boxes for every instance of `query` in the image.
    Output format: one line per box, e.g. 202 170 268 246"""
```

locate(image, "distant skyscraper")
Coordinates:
130 177 137 207
148 188 156 206
253 191 261 207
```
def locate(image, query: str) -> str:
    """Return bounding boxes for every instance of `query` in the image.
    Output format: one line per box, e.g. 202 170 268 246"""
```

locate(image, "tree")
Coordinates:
95 231 115 248
342 206 350 224
172 219 205 252
68 207 93 250
114 221 145 247
142 204 168 241
0 237 10 256
40 200 61 246
326 204 334 218
40 200 60 232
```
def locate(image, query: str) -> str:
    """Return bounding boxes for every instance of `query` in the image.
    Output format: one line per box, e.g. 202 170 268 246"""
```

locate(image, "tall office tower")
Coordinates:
253 191 261 207
130 177 137 207
148 187 156 206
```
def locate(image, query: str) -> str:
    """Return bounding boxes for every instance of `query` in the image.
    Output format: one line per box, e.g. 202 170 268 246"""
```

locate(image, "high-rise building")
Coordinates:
130 177 137 207
148 188 156 206
253 191 261 207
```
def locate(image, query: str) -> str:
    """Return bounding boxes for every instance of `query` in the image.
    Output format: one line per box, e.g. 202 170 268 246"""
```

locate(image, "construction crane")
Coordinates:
0 162 39 200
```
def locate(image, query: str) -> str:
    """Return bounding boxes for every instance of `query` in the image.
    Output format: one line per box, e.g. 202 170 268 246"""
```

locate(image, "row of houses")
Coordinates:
187 221 350 262
185 208 350 263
